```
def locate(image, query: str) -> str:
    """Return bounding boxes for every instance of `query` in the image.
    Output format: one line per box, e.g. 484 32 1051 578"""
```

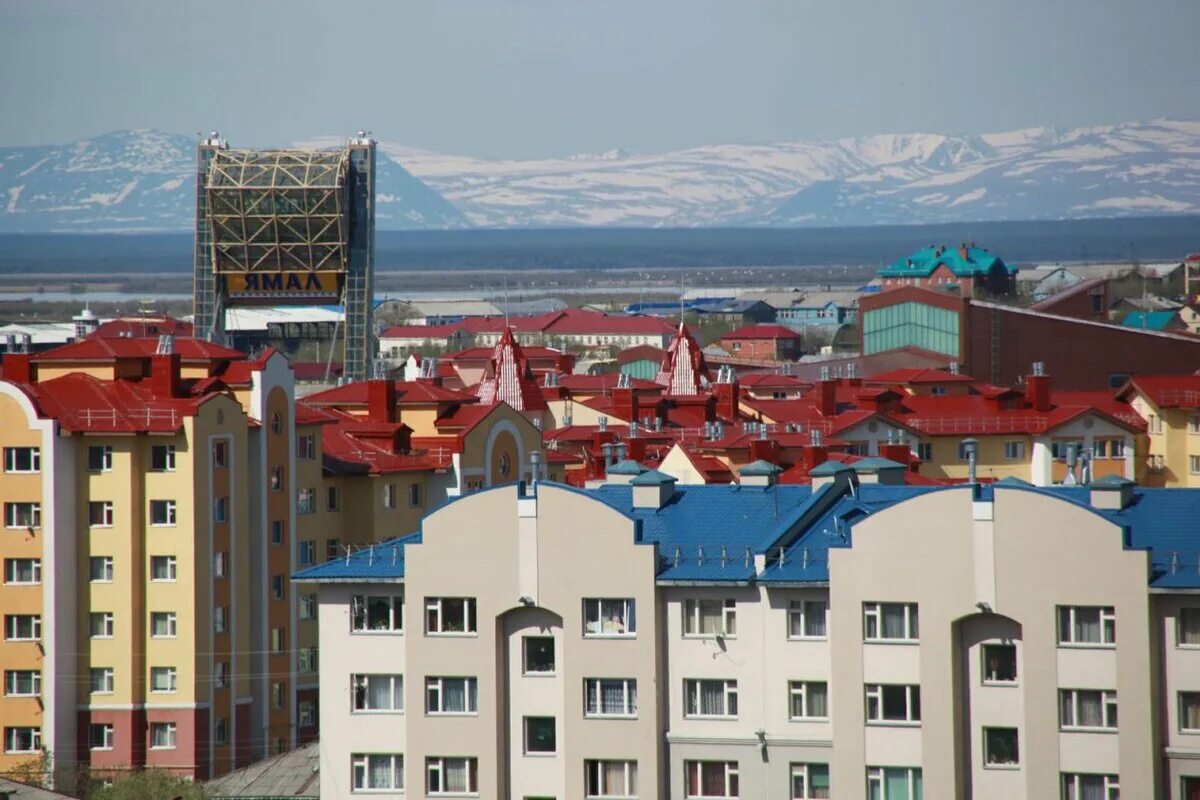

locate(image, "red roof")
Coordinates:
1116 374 1200 409
305 380 473 406
291 361 344 382
32 337 243 363
379 322 472 339
671 445 737 483
736 372 812 390
474 328 547 412
721 324 804 340
384 309 674 340
13 372 214 433
445 345 565 363
616 345 665 366
91 316 193 339
867 368 975 385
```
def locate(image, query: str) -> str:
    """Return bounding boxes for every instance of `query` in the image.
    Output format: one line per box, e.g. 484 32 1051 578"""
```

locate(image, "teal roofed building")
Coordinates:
1121 309 1184 332
879 242 1017 297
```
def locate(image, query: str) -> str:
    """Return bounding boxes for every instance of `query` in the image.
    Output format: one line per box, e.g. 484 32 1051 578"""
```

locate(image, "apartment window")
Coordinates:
684 761 739 798
271 627 285 653
89 612 114 638
297 488 316 514
524 636 555 674
299 648 318 673
916 442 933 462
865 684 921 724
88 445 113 472
150 444 175 472
426 677 478 715
149 722 176 749
150 611 177 638
584 678 638 718
150 667 177 693
788 599 828 639
300 593 317 621
524 716 556 754
584 598 636 637
790 763 830 799
957 441 972 461
425 597 477 635
863 602 919 641
298 540 316 566
88 501 113 527
1149 414 1163 434
89 667 114 694
684 679 738 719
3 447 40 473
353 674 404 713
1003 440 1025 460
4 502 41 528
982 643 1017 683
149 499 176 526
585 760 637 798
214 551 227 578
1184 777 1200 799
1108 439 1125 458
788 681 829 720
3 558 41 584
4 727 41 754
271 519 285 545
1179 608 1200 646
984 727 1019 767
272 574 286 601
1059 689 1118 729
1057 606 1115 646
213 606 227 634
297 433 315 460
383 483 397 510
214 662 228 689
150 555 176 581
89 723 114 751
299 700 317 728
270 465 283 492
867 767 922 800
5 615 41 641
272 682 285 709
214 718 228 745
4 670 41 697
409 482 422 507
352 594 404 633
683 598 736 638
1061 774 1119 800
426 757 478 795
326 538 342 561
930 385 947 396
1181 692 1200 732
213 496 228 524
326 486 340 512
212 440 228 468
352 753 404 792
1192 455 1200 475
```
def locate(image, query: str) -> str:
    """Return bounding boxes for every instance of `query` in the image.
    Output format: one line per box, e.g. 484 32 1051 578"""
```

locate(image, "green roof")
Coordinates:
1091 475 1135 487
995 476 1033 486
631 468 677 486
879 245 1015 278
607 459 648 476
739 459 783 476
849 457 905 472
1121 310 1178 331
810 460 856 477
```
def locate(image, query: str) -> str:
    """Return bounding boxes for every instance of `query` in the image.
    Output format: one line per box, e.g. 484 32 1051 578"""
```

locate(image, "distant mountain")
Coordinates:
2 120 1198 232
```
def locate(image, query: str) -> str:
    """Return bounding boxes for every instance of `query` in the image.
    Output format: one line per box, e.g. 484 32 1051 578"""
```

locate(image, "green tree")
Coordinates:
89 769 208 800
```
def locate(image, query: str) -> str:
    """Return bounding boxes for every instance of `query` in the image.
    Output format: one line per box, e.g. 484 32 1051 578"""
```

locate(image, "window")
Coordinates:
1061 774 1119 800
353 674 404 713
271 520 285 545
683 599 736 638
149 499 176 526
957 441 972 461
916 442 933 462
1051 439 1084 460
149 722 176 749
1108 440 1126 459
297 433 315 460
300 593 317 621
272 682 285 709
1003 440 1025 460
150 555 176 581
1057 606 1115 646
214 718 228 745
1192 455 1200 475
353 753 404 791
299 648 318 673
865 684 921 724
150 667 177 693
425 597 477 635
684 679 738 719
270 465 283 492
271 412 282 435
214 551 227 578
523 636 555 674
150 611 177 638
89 667 114 694
213 496 228 524
383 483 397 510
1191 416 1200 435
426 677 478 715
1059 689 1118 729
863 602 919 641
984 727 1019 767
1148 414 1164 434
584 678 638 718
88 445 113 472
297 488 316 514
788 681 829 720
4 727 41 753
584 598 636 637
299 700 316 727
3 447 40 473
326 538 342 561
212 440 228 468
790 763 830 799
271 628 285 653
930 386 946 396
88 501 113 527
585 760 637 798
4 502 41 528
214 662 228 689
352 595 404 633
409 482 422 507
299 540 316 566
89 612 114 638
89 723 114 751
788 600 828 639
982 643 1017 683
150 444 175 472
4 558 41 584
1181 692 1200 732
326 486 340 512
426 757 478 795
524 716 556 754
685 761 739 798
1179 607 1200 646
1183 777 1200 799
213 607 227 634
5 615 41 641
4 670 41 697
867 767 922 800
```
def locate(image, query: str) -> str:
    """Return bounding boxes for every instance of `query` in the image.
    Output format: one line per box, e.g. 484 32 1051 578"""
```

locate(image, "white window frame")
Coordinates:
214 551 228 578
1057 605 1116 646
4 726 41 754
383 483 397 510
89 723 115 751
1179 691 1200 733
426 756 479 796
88 445 113 472
3 447 40 473
4 670 41 697
865 684 921 725
150 444 176 472
352 594 405 634
584 678 638 718
1061 773 1119 799
3 558 41 585
88 556 114 583
981 642 1018 684
149 499 176 526
683 679 738 720
297 487 316 514
150 611 177 639
867 767 922 800
5 614 41 641
4 502 41 529
299 647 318 673
425 677 478 715
684 760 739 799
150 555 176 582
523 636 555 675
983 726 1020 768
863 602 919 642
89 667 114 694
89 612 114 639
788 599 828 640
788 681 829 720
297 433 315 461
789 762 830 800
299 593 317 621
425 597 478 636
212 439 228 468
1003 440 1025 460
149 666 177 694
88 501 113 528
1059 689 1118 730
584 598 637 638
214 606 227 634
352 674 404 714
585 759 638 798
683 598 737 638
214 662 228 689
352 753 404 792
149 721 177 749
523 715 557 755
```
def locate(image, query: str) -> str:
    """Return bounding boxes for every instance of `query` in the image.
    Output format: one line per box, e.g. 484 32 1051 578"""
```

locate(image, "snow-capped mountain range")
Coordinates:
2 120 1198 232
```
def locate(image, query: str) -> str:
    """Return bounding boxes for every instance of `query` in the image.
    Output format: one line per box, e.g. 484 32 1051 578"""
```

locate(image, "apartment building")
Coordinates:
1118 375 1200 487
298 464 1200 799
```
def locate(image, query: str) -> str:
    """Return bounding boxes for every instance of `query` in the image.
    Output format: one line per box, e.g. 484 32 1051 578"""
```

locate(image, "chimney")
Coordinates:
632 470 677 510
816 378 838 417
2 353 33 384
613 385 638 423
803 429 828 471
749 436 780 464
879 441 911 467
1089 476 1135 510
713 368 739 422
367 379 396 423
1026 362 1052 413
959 241 969 260
150 352 181 398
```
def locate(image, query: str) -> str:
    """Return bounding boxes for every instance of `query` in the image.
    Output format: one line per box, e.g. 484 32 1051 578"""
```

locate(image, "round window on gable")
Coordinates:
271 412 282 435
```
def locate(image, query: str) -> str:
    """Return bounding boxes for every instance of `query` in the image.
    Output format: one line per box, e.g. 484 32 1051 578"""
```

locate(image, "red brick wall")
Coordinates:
722 337 801 360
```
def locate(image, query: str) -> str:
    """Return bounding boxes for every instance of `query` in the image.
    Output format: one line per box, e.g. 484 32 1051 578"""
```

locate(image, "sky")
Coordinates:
1 0 1198 158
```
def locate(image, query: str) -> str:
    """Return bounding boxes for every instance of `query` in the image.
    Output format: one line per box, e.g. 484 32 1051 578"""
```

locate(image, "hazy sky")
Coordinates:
2 0 1198 157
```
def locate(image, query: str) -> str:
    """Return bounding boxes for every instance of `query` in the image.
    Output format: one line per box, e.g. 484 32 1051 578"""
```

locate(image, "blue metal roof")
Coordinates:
1121 310 1178 331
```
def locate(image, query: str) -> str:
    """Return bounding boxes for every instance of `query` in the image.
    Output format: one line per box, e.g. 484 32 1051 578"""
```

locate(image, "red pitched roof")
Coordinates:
13 372 214 433
31 337 243 363
1117 375 1200 409
867 368 975 385
91 316 193 339
721 324 804 340
474 328 547 411
305 380 473 406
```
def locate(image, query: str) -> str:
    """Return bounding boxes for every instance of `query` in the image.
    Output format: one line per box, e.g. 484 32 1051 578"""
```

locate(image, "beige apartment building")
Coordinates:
298 465 1200 799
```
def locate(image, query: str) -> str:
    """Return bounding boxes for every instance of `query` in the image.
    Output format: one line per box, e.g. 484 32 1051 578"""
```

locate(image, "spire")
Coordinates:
655 323 710 396
476 327 544 411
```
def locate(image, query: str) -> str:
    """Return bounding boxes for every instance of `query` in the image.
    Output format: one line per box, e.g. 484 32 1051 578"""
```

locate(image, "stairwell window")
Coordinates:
299 540 316 566
426 756 478 796
584 598 636 637
863 602 919 642
299 648 318 673
983 727 1019 767
4 502 41 529
1061 773 1118 800
788 681 829 720
3 447 40 473
426 677 478 715
865 684 921 725
352 594 404 633
213 496 228 524
88 501 113 527
149 499 176 526
1060 689 1118 730
790 763 830 799
788 599 828 639
88 445 113 472
867 766 922 800
585 760 638 798
584 678 638 718
270 466 283 492
1057 606 1115 646
300 593 317 621
352 674 404 713
352 753 403 792
212 440 228 468
684 760 739 799
1179 608 1200 646
683 599 736 638
425 597 477 635
683 679 738 719
297 488 316 514
982 643 1017 683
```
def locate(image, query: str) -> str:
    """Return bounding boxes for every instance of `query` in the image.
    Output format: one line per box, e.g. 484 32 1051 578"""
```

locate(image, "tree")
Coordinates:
89 769 208 800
